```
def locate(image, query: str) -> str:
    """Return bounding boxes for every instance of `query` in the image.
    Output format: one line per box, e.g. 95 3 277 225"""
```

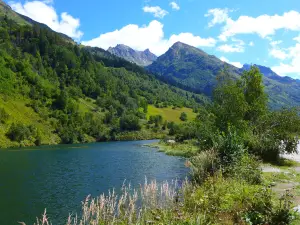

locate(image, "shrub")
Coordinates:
188 149 219 184
270 190 298 225
180 112 188 121
184 174 298 224
213 127 245 168
247 108 300 162
167 121 179 135
148 115 163 127
0 107 9 124
6 123 32 142
119 114 141 131
227 153 262 185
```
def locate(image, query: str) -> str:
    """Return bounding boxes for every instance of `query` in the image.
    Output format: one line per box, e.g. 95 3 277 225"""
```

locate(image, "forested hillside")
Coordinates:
0 14 206 148
147 42 300 109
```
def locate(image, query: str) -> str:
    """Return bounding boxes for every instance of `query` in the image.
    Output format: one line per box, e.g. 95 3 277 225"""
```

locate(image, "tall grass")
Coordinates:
24 179 189 225
23 175 299 225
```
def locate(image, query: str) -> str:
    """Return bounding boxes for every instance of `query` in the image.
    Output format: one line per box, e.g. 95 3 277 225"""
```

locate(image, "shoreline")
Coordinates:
144 140 199 157
0 137 162 150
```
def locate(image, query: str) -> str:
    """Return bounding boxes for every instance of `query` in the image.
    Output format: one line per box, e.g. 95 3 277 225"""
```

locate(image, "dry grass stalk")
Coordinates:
23 179 187 225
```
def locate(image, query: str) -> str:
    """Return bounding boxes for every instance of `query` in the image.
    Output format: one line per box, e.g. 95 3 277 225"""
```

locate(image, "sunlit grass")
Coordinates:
147 140 199 157
147 105 196 123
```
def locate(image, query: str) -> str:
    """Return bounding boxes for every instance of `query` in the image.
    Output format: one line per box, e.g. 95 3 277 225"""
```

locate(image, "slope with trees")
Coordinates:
0 13 207 147
147 42 300 109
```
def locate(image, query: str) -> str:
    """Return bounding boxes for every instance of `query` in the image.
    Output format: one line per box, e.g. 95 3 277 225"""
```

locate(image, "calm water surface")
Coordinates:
0 140 188 225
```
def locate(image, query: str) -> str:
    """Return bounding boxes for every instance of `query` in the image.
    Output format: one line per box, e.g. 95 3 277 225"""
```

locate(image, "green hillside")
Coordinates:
0 1 30 25
147 42 300 109
147 105 197 123
0 9 207 148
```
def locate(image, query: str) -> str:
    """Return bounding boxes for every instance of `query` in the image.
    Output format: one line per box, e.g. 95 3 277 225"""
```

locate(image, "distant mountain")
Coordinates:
242 64 298 84
84 46 148 74
108 44 157 66
147 42 300 109
147 42 240 95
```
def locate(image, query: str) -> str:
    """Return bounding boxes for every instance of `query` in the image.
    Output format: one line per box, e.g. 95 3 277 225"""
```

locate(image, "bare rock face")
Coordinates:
108 44 157 67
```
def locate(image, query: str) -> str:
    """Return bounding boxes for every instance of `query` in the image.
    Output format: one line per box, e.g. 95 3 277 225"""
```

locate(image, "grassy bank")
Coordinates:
28 160 300 225
145 140 199 157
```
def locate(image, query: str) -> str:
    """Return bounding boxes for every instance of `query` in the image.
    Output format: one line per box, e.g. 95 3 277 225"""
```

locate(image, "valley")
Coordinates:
1 0 300 224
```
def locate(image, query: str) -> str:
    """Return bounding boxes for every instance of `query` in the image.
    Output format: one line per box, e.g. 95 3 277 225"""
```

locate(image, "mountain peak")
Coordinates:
108 44 157 67
171 41 191 49
144 48 151 53
115 44 132 50
147 41 239 95
172 41 184 46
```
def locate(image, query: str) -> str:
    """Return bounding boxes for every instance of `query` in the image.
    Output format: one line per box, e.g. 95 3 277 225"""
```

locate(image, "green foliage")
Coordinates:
6 123 37 143
213 66 268 133
148 115 163 127
214 127 245 168
180 112 187 121
189 150 218 184
0 107 9 124
175 65 300 162
242 66 267 123
120 113 141 131
0 16 203 147
228 153 262 185
183 173 298 224
247 108 300 161
167 121 179 136
147 41 300 109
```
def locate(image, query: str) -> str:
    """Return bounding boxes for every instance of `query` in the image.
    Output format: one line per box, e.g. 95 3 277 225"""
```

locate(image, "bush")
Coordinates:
214 127 245 168
180 112 187 121
246 108 300 162
184 174 297 224
0 107 9 124
188 150 219 184
227 153 262 185
148 115 163 127
6 123 32 142
167 121 179 135
120 114 141 131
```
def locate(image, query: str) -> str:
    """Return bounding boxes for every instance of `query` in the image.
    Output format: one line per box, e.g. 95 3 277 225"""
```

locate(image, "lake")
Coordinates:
0 140 188 225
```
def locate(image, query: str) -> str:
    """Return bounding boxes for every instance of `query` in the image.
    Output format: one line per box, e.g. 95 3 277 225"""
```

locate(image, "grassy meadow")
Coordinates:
147 105 197 123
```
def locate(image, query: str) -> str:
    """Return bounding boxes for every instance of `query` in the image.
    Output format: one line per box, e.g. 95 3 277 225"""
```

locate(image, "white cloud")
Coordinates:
269 40 288 60
82 20 216 56
206 9 300 41
270 49 288 60
205 8 231 27
143 6 168 18
220 56 243 68
270 40 282 46
294 35 300 42
9 0 83 39
218 44 243 52
271 43 300 76
249 41 254 46
217 38 245 53
170 2 180 11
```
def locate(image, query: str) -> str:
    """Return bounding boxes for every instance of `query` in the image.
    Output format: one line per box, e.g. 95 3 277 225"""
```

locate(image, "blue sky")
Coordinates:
5 0 300 79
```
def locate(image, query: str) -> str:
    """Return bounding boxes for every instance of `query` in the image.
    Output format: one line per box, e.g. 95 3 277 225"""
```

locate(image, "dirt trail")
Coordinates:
262 148 300 209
